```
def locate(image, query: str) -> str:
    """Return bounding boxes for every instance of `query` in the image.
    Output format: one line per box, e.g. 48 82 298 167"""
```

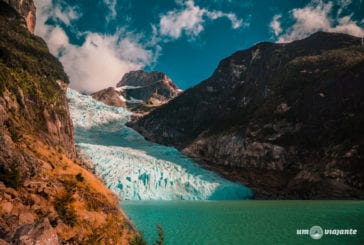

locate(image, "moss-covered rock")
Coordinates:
0 1 135 243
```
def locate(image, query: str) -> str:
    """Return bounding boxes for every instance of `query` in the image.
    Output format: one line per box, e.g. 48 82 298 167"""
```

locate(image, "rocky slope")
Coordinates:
0 1 136 243
129 32 364 199
92 70 180 113
2 0 36 33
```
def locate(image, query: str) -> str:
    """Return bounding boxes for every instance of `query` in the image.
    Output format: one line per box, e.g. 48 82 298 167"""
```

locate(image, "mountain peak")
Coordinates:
117 70 177 89
93 70 180 113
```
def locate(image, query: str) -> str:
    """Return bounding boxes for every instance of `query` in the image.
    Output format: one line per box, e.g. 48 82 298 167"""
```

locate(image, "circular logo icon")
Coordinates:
310 226 323 240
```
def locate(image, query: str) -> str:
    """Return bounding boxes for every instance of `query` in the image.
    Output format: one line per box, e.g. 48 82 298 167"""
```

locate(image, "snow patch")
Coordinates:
127 97 144 104
114 87 124 92
251 48 261 62
120 85 142 90
119 95 126 102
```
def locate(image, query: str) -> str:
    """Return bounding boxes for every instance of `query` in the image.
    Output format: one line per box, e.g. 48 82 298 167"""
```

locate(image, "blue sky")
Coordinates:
34 0 364 92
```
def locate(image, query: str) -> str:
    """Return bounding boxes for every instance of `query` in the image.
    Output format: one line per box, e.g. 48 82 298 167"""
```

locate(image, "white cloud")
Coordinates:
35 0 81 28
271 1 364 43
270 14 282 36
58 33 147 93
54 5 80 26
332 16 364 36
337 0 352 7
104 0 117 22
159 0 245 39
34 0 154 93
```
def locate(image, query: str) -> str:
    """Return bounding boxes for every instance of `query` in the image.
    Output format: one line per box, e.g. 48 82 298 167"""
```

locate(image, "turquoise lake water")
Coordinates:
67 90 364 244
121 201 364 245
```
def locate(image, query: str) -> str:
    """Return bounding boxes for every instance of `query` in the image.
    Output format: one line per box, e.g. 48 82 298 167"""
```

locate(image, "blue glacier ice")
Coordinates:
67 88 252 200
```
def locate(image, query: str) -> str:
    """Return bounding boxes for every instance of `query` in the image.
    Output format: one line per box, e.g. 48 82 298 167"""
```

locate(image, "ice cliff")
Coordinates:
67 89 252 200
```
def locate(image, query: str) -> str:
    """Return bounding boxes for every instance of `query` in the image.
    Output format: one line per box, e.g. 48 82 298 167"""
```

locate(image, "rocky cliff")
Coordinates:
0 2 135 243
2 0 36 33
92 70 180 113
129 32 364 199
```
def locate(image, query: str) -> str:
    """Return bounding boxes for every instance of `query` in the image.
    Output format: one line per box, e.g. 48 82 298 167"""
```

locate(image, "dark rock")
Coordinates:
1 0 36 33
129 32 364 199
4 218 60 245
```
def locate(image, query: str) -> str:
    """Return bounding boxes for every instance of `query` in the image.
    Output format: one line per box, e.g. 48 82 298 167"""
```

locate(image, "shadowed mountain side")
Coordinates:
129 32 364 199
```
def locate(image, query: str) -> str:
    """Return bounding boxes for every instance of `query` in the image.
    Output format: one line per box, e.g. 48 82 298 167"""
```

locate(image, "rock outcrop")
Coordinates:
4 218 59 245
0 2 136 243
129 32 364 199
92 70 180 113
2 0 36 33
91 86 126 108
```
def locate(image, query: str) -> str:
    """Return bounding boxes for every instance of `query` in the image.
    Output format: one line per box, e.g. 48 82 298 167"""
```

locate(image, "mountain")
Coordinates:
0 1 136 243
92 70 180 113
129 32 364 199
2 0 36 33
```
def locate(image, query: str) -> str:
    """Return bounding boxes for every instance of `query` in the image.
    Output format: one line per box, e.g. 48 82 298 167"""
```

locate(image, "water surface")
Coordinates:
121 200 364 245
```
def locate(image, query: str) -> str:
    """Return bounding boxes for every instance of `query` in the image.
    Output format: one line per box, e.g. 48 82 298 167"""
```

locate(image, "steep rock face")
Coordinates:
2 0 36 33
92 70 180 113
91 86 126 108
0 1 75 161
116 70 179 102
0 2 135 243
129 32 364 199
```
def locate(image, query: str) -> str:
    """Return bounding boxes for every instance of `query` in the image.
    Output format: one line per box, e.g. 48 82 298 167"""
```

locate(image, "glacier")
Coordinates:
67 88 252 200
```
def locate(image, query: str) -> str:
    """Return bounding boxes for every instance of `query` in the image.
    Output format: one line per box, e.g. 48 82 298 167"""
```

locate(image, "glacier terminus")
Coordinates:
67 89 252 200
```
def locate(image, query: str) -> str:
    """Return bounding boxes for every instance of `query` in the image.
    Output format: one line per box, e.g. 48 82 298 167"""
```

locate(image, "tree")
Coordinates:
153 225 164 245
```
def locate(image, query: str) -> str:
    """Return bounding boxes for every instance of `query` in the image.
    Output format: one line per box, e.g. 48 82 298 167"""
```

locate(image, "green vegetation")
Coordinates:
130 233 147 245
130 225 164 245
0 161 24 190
54 178 78 227
75 173 84 182
0 3 137 242
153 225 164 245
54 190 77 227
8 125 22 142
84 191 105 212
83 215 125 244
0 3 69 134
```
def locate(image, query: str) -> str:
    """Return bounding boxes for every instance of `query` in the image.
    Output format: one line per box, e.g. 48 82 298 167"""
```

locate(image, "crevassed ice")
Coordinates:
67 88 252 200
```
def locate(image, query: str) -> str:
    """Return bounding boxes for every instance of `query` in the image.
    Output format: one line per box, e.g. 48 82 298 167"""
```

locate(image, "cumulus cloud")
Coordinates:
270 14 282 36
159 0 246 39
56 32 150 93
34 0 153 93
37 0 81 28
271 0 364 43
33 0 247 92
